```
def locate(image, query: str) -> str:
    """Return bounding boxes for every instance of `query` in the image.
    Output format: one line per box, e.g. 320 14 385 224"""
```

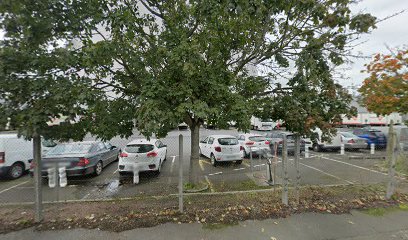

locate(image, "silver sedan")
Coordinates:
340 132 368 150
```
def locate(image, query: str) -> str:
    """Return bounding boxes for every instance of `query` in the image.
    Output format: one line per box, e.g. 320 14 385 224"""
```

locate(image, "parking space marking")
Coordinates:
233 168 246 171
299 162 354 184
0 181 29 195
204 176 215 192
208 172 223 176
242 162 250 167
315 155 387 176
170 156 176 173
112 169 118 174
254 164 266 168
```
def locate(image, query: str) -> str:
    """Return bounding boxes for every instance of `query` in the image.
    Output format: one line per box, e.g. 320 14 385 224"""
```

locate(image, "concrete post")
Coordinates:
178 134 184 213
33 134 43 222
340 144 345 155
386 122 397 200
282 135 288 206
305 146 309 158
370 143 375 155
294 134 301 205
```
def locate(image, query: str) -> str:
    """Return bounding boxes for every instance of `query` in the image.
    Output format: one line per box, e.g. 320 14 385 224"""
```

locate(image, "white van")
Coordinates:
0 133 56 179
311 128 342 152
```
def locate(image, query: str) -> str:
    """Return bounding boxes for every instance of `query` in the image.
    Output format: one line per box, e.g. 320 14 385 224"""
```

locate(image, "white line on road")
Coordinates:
0 181 29 195
316 155 387 176
112 169 118 174
299 162 354 184
170 156 176 173
253 164 266 168
233 168 246 171
208 172 223 176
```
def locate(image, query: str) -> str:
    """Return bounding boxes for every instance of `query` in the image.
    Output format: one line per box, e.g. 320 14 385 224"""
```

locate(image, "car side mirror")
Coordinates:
162 145 167 148
111 146 117 150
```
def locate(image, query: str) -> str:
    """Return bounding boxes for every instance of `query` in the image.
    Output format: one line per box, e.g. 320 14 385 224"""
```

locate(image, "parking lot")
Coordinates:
0 128 392 205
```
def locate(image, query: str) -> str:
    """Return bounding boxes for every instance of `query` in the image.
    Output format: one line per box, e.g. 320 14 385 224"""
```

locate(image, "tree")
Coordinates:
359 49 408 116
75 0 376 184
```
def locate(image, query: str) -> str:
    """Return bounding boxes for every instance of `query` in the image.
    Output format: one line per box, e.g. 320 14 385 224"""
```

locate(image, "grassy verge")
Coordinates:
0 184 407 234
361 203 408 217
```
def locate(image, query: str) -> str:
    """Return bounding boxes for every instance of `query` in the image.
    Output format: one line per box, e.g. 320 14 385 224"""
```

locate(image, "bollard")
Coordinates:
133 163 139 184
59 167 67 188
266 157 273 185
370 143 375 154
340 144 345 155
305 146 309 158
47 167 57 188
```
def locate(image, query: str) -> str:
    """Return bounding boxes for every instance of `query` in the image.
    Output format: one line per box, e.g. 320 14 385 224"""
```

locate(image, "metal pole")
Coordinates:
282 135 288 205
178 134 184 213
33 133 43 222
294 134 300 205
55 162 59 202
250 147 253 172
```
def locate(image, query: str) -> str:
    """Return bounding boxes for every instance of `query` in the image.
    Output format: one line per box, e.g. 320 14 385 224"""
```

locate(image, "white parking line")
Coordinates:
170 156 176 173
208 172 223 176
253 164 266 168
0 181 29 195
233 168 246 171
112 169 118 174
317 155 387 176
299 162 354 184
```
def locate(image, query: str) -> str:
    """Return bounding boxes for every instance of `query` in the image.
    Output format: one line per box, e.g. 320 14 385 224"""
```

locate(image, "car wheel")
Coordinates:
199 148 202 157
9 162 24 179
164 150 167 161
210 154 217 167
313 143 321 152
236 160 242 164
94 161 103 176
243 149 247 158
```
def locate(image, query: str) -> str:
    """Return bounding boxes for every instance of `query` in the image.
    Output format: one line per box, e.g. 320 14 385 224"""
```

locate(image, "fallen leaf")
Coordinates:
261 228 265 232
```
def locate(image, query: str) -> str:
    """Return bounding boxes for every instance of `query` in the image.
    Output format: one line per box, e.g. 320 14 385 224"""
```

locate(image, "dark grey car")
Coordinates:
30 141 120 177
265 131 305 155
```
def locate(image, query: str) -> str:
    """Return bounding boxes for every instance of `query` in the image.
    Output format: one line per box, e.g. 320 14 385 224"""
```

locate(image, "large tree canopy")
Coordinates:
359 49 408 116
1 0 376 183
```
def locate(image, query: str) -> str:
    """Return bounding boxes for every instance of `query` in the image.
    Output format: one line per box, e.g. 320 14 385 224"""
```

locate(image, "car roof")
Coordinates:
266 131 292 135
239 133 264 137
127 138 158 145
206 135 236 139
64 141 99 145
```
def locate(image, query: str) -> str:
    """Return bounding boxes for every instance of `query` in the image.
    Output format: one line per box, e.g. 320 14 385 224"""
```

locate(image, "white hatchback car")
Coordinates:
118 139 167 176
237 133 270 157
199 135 243 166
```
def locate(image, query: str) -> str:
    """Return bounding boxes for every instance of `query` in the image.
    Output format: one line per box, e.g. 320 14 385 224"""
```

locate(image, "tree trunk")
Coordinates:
189 123 200 184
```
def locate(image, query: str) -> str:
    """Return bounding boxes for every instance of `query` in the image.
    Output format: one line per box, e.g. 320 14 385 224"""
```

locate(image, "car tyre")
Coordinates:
164 150 167 161
9 162 24 179
210 154 217 167
243 149 248 158
94 161 103 176
313 143 321 152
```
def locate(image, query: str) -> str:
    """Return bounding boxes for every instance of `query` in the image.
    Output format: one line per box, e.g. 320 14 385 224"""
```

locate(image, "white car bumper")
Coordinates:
118 158 158 173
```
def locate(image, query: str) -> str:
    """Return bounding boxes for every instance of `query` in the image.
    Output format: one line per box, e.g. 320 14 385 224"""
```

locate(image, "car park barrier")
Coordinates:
305 146 309 158
371 143 375 154
340 144 345 155
132 163 140 184
59 167 67 188
47 167 57 188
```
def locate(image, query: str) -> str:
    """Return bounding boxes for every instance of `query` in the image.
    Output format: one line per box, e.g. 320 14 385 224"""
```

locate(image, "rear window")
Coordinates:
125 144 154 153
249 136 266 142
341 132 356 138
218 138 238 145
46 143 92 155
370 131 384 137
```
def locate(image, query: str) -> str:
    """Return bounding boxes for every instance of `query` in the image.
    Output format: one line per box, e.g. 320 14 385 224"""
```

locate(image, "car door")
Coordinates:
104 142 117 163
199 137 209 157
155 140 166 161
207 137 215 156
96 142 110 165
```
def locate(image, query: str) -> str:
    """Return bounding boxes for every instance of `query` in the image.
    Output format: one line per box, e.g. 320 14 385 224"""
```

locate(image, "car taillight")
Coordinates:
245 142 254 146
348 139 355 144
120 152 128 158
278 140 283 144
0 152 4 163
77 158 90 167
214 146 222 152
147 151 158 157
240 146 244 151
265 141 270 145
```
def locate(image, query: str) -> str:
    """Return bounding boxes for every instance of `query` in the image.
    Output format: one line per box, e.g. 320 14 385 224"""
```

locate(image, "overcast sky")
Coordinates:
344 0 408 90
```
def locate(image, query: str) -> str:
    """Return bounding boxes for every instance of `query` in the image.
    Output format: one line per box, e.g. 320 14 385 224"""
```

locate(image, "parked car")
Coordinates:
199 135 243 166
0 133 57 179
264 131 305 155
340 132 368 150
118 139 167 176
371 125 408 151
352 128 387 149
237 133 270 157
311 128 342 152
30 141 119 178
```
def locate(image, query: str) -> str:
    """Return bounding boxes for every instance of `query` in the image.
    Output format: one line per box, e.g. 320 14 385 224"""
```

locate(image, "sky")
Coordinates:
344 0 408 90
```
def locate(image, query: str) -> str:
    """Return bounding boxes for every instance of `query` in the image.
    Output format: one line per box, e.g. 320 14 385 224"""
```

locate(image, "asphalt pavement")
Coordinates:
0 128 390 205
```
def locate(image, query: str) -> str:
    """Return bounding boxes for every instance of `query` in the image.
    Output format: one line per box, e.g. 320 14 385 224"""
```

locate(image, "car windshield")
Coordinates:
46 143 92 155
42 139 57 147
125 144 154 153
341 132 356 138
218 138 238 145
249 136 266 142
